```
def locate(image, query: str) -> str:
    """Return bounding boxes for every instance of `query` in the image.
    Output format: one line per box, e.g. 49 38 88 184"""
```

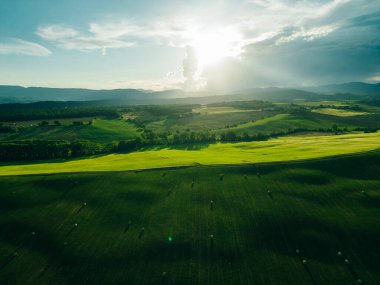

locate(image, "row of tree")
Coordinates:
1 126 378 161
0 140 116 161
0 123 14 133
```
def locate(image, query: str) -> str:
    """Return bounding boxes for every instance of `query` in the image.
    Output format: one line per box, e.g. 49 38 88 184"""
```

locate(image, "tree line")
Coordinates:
1 126 378 162
0 140 116 161
0 106 119 122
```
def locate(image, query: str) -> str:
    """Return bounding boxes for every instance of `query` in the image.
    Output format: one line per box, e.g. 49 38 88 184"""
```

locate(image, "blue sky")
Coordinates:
0 0 379 91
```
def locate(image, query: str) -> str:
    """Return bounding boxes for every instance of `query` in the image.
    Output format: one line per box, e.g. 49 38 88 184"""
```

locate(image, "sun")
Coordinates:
189 28 243 69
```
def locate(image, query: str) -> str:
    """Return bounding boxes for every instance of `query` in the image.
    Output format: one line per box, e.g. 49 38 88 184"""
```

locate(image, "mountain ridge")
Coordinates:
0 82 379 104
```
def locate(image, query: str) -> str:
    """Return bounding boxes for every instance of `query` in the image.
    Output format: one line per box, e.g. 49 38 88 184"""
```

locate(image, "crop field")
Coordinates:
1 131 379 176
0 152 379 285
1 119 139 143
311 108 370 117
212 113 336 135
192 106 254 115
145 110 278 131
214 111 380 135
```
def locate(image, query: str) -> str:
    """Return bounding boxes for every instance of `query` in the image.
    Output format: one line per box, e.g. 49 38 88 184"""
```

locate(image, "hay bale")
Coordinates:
74 223 78 227
337 251 342 256
357 279 363 284
302 259 307 264
138 227 145 239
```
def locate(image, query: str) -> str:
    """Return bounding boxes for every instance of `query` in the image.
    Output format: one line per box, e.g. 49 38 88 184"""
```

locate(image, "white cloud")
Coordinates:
36 24 135 53
35 0 355 57
276 25 339 44
0 38 51 56
90 79 182 91
32 0 379 89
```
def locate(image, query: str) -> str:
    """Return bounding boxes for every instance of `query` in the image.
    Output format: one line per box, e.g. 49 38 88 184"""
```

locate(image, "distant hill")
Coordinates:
0 82 379 104
300 82 380 96
0 86 210 104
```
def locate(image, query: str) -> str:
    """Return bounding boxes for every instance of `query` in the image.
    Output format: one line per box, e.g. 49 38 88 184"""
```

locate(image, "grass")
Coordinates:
145 110 277 131
1 117 99 128
214 111 380 135
1 119 139 143
0 152 379 284
192 106 254 115
0 132 379 176
312 108 370 117
213 113 335 135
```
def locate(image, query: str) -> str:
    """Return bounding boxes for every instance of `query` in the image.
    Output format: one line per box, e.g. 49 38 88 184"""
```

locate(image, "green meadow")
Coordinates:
1 119 139 143
311 108 370 117
0 132 379 176
0 151 379 284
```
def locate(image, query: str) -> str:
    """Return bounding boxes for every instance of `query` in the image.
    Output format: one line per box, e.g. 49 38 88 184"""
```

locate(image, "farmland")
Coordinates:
0 96 380 285
0 119 139 144
311 108 370 117
0 151 379 284
0 131 379 176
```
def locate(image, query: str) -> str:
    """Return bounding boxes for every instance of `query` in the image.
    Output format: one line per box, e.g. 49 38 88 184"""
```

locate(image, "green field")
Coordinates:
1 119 139 143
145 110 277 131
214 111 380 135
0 152 379 284
0 132 379 176
312 108 370 117
192 106 254 115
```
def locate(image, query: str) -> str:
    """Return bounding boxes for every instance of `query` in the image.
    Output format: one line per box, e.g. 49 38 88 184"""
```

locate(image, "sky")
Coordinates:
0 0 379 92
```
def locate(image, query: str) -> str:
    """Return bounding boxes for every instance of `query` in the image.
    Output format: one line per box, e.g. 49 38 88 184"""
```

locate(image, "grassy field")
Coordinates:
0 132 379 176
214 111 380 135
312 108 370 117
145 110 278 131
192 106 254 115
0 152 379 284
0 119 139 143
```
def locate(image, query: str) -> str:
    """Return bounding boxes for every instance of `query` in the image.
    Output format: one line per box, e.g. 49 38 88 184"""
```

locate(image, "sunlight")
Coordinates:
189 28 243 68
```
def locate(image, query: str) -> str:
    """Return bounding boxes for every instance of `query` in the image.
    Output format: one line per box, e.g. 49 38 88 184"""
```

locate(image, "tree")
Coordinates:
38 120 49 126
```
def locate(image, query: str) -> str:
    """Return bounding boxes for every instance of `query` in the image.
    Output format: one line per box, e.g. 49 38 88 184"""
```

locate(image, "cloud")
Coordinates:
86 79 182 91
0 38 51 56
32 0 380 88
276 24 339 44
36 24 135 53
182 46 205 91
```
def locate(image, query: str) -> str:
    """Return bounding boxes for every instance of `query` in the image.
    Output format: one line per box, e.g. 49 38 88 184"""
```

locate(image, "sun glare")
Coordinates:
190 28 243 68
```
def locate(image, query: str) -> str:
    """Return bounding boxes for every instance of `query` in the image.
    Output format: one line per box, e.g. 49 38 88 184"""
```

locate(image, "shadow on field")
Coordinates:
246 215 380 274
276 168 334 185
117 191 161 204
